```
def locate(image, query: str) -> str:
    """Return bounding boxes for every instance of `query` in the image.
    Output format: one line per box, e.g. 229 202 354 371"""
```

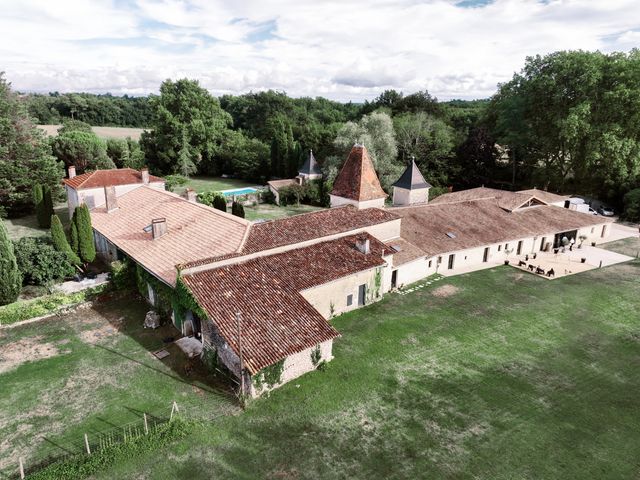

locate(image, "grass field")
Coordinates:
3 238 639 479
4 204 69 241
0 295 237 477
244 203 325 221
38 125 146 140
173 176 257 195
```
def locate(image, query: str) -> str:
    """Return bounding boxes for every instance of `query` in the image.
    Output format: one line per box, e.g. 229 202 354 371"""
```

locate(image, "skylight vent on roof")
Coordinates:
446 232 457 239
391 245 402 252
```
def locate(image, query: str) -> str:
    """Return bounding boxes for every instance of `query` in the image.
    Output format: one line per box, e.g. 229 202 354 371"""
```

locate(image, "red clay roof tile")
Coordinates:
331 145 387 202
63 168 163 190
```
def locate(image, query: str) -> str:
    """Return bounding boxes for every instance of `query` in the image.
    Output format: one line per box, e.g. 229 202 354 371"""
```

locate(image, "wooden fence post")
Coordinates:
19 457 25 479
144 413 149 434
84 433 91 455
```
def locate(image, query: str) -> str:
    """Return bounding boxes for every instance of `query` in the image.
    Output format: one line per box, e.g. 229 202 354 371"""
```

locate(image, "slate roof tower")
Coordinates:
391 157 431 206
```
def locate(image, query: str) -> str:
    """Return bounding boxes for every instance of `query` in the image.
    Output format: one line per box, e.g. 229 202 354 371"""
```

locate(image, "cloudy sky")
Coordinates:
1 0 639 101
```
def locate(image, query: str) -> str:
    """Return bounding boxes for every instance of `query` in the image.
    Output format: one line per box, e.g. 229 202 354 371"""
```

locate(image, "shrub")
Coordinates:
42 185 54 228
164 174 189 192
33 184 45 227
0 218 21 305
26 419 190 480
198 191 227 212
278 184 305 206
51 214 80 265
75 204 96 263
260 189 276 204
231 201 245 218
0 284 108 325
623 188 640 221
110 259 136 290
13 237 74 286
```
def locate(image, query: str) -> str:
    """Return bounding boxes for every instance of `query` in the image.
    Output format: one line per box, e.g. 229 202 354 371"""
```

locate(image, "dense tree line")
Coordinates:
485 49 640 207
22 92 154 127
8 48 640 218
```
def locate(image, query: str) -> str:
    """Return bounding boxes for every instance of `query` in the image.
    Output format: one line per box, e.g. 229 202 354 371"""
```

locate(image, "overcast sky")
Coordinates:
1 0 639 101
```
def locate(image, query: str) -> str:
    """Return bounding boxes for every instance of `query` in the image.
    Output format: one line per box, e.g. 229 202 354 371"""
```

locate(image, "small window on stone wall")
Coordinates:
498 245 502 251
428 260 432 268
347 294 353 306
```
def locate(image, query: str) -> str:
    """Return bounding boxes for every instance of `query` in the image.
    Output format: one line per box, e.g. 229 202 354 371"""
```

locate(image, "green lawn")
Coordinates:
0 295 237 476
243 203 325 221
173 176 257 195
97 239 640 479
4 239 639 479
4 203 68 241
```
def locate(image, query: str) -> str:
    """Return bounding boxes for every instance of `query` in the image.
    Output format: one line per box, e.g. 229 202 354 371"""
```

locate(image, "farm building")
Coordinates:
78 144 614 397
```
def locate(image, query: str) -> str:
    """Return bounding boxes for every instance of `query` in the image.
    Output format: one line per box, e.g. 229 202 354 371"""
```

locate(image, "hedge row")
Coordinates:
27 419 191 480
0 284 109 326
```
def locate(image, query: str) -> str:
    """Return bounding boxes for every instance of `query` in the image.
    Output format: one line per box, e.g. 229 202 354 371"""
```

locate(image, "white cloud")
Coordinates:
1 0 639 100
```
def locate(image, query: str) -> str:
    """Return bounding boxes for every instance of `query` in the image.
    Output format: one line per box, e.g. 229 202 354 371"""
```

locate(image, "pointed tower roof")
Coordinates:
331 144 387 201
299 150 322 176
392 157 432 190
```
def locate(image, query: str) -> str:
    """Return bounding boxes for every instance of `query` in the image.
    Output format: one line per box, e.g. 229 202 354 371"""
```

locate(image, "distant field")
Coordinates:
38 125 146 140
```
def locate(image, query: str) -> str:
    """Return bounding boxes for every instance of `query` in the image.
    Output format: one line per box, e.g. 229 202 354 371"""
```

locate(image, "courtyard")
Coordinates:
1 238 637 479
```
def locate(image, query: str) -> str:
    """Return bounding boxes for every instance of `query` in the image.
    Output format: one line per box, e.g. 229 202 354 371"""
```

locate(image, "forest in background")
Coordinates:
4 49 640 219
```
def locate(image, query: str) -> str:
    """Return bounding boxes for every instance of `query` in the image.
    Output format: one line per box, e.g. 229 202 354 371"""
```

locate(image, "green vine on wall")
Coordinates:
310 345 321 367
253 359 285 391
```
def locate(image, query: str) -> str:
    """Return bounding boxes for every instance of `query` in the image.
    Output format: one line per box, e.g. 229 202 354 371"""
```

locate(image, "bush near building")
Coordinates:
13 237 74 286
0 217 22 305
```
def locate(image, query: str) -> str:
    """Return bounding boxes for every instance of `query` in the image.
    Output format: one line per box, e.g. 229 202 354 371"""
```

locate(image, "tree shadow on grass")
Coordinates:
157 329 640 480
89 296 239 408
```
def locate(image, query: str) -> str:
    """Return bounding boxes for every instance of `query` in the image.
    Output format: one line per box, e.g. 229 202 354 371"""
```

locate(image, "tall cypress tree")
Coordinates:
70 214 79 256
75 204 96 263
0 218 22 305
32 184 46 227
213 195 227 212
50 214 80 266
42 185 54 228
231 201 245 218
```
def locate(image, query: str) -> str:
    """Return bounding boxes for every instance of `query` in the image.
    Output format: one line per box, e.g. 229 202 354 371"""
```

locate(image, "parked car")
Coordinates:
597 206 615 216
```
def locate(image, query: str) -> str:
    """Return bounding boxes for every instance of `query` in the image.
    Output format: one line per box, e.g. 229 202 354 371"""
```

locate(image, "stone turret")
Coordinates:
392 157 431 206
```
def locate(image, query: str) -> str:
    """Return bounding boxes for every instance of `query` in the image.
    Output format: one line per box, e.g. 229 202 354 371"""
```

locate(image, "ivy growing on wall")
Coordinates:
367 267 383 303
310 345 321 367
252 359 285 391
135 264 175 318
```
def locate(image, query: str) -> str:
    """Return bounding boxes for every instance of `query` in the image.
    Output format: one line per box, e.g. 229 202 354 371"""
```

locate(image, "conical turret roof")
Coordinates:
392 157 431 190
299 150 322 176
331 144 387 202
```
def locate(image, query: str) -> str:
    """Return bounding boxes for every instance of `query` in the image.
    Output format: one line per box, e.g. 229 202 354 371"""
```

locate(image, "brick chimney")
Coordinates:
185 188 197 203
141 168 150 185
355 236 370 255
104 186 118 213
151 218 167 239
68 165 76 179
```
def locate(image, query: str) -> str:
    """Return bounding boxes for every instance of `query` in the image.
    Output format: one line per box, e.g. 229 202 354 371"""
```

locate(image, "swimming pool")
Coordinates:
221 187 259 196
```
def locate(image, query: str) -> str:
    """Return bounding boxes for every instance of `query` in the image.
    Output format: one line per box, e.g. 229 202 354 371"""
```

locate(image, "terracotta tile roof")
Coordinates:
394 199 611 258
430 186 549 212
385 237 427 266
63 168 164 190
242 205 398 254
90 187 250 285
180 205 399 269
331 144 387 201
267 179 297 191
517 188 569 204
182 233 388 373
392 158 431 190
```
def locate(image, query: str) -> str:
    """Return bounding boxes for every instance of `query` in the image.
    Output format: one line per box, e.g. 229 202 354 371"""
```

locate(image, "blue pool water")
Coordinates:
222 187 258 196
